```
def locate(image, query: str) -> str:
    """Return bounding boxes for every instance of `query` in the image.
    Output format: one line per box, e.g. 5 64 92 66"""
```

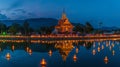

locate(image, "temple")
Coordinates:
55 10 74 34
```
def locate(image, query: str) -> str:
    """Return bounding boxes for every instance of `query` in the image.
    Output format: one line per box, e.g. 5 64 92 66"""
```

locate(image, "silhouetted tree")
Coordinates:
73 23 84 33
23 21 29 35
8 23 21 35
85 22 94 33
0 22 7 34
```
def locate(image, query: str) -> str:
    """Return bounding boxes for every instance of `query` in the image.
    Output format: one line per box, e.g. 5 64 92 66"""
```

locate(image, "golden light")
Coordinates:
102 45 104 50
26 47 29 52
73 54 77 62
48 50 52 56
98 47 100 52
6 53 11 60
28 49 32 55
40 58 47 67
92 49 96 55
112 50 115 56
104 56 109 64
76 48 79 53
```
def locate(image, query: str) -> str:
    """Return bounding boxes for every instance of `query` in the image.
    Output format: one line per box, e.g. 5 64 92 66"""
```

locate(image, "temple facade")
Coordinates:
55 11 74 34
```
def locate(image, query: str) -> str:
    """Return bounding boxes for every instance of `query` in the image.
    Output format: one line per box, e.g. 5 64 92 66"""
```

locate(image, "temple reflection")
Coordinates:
54 41 74 61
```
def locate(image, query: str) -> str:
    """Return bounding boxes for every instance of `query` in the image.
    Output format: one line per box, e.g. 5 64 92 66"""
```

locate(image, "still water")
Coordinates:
0 40 120 67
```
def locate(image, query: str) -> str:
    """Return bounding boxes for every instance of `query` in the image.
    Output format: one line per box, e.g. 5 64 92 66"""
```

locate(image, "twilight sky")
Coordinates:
0 0 120 27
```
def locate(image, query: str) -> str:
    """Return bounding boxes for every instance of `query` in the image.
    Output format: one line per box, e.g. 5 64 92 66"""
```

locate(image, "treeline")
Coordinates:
0 21 94 35
0 21 55 35
73 22 94 34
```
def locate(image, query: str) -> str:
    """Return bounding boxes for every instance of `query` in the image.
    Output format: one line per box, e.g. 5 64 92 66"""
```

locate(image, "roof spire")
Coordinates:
62 8 67 19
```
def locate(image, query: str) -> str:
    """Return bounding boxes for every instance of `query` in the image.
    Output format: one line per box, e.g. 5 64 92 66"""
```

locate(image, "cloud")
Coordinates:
14 9 26 13
7 0 24 10
0 13 9 20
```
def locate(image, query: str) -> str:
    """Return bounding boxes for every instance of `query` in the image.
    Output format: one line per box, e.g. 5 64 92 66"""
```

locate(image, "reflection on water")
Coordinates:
0 39 120 67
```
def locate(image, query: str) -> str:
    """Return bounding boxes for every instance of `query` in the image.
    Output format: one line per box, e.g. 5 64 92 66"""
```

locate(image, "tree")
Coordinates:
0 22 7 34
85 22 94 33
73 23 84 33
8 23 21 35
23 21 29 35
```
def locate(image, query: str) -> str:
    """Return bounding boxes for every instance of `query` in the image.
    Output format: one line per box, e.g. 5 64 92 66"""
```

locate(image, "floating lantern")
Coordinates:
102 45 104 50
109 46 112 51
73 54 77 62
76 48 79 53
92 49 96 55
98 42 100 46
48 50 52 56
112 43 114 47
6 53 11 60
98 47 100 52
40 58 47 67
28 49 32 55
104 56 108 64
112 50 115 56
26 47 29 52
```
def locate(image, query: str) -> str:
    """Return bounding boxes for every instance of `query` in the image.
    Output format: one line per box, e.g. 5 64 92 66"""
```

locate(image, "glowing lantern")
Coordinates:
76 48 79 53
6 53 11 60
48 50 52 56
98 47 100 52
112 50 115 56
73 54 77 62
102 45 104 50
92 49 96 55
26 47 29 52
112 43 114 47
40 58 47 67
104 56 108 64
28 49 32 55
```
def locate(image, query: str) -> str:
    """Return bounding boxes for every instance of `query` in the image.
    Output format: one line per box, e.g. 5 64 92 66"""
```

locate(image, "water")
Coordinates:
0 40 120 67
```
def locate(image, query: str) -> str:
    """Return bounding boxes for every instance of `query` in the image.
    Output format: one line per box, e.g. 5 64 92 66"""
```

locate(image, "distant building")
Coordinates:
55 10 74 34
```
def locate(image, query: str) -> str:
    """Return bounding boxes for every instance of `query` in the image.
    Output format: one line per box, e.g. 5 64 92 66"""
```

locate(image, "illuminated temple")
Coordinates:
55 10 74 34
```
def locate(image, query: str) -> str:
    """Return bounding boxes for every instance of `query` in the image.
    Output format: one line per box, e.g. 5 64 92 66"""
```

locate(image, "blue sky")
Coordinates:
0 0 120 27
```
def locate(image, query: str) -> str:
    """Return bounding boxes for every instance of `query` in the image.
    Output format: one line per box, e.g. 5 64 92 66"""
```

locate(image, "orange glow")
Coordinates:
102 45 104 50
28 49 32 55
76 48 79 53
92 49 96 55
98 47 100 52
104 56 109 64
48 50 52 56
6 53 11 60
73 54 77 62
40 59 47 66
